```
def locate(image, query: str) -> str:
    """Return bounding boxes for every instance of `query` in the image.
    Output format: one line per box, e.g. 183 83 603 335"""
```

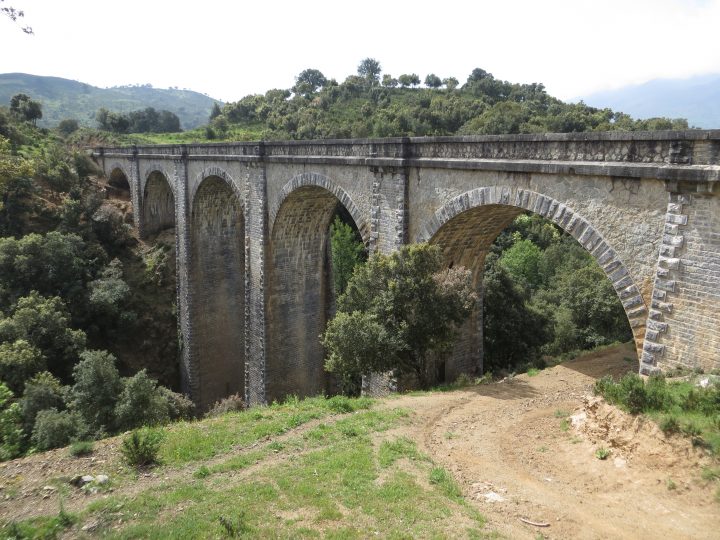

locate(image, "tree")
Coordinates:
357 58 382 85
293 68 328 96
9 94 41 125
0 382 22 459
424 74 442 88
57 119 79 136
0 135 33 210
382 74 398 88
443 77 459 91
322 243 476 388
398 73 421 88
467 67 493 83
209 102 222 121
70 349 122 433
329 216 365 296
1 1 32 34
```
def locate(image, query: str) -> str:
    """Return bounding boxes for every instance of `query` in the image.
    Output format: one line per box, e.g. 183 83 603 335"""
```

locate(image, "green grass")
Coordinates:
595 373 720 455
21 404 486 538
526 367 540 377
595 447 611 460
160 395 373 466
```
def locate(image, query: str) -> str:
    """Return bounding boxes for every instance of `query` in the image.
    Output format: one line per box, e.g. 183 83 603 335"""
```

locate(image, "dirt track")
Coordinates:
390 343 719 539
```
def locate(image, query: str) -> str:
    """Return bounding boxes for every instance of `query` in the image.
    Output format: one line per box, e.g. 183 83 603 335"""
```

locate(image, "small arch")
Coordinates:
270 172 370 245
418 186 647 374
189 174 246 411
142 170 176 238
107 164 131 201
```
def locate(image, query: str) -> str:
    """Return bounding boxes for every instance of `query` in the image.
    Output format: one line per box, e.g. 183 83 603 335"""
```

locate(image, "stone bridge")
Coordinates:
93 131 720 409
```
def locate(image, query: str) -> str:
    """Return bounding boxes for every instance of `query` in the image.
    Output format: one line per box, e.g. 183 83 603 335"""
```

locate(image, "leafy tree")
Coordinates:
323 243 476 388
115 370 173 430
70 349 122 433
57 119 79 136
9 94 42 125
499 238 543 291
0 339 44 394
357 58 382 85
329 216 365 296
425 74 442 88
19 371 67 436
0 382 22 459
382 74 398 88
0 293 87 380
293 69 328 96
482 253 548 370
443 77 459 90
209 102 222 121
466 67 493 83
398 73 421 88
0 135 33 210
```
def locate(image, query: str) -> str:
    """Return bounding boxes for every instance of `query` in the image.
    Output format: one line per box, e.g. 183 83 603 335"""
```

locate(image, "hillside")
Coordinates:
1 345 718 538
581 73 720 129
0 73 221 129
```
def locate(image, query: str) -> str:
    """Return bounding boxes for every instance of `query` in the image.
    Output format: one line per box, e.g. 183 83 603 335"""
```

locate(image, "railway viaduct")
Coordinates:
93 131 720 409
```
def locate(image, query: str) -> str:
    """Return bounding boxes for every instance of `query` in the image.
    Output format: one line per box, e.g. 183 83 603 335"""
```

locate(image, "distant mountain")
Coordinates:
580 74 720 129
0 73 222 130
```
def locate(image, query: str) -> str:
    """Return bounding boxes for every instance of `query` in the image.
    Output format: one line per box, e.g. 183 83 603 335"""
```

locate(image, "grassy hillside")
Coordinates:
0 73 221 130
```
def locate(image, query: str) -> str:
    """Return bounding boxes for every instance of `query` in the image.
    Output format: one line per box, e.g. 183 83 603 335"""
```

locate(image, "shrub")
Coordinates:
71 350 122 433
618 374 647 414
205 393 245 418
0 339 45 395
595 447 611 460
68 440 94 457
31 409 86 451
0 383 23 460
19 371 67 435
115 370 171 430
159 387 194 420
121 428 163 467
659 415 680 434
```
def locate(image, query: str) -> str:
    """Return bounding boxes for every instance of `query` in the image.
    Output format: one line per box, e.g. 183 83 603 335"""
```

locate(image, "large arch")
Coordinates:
189 174 246 410
266 174 367 402
418 186 648 376
142 170 175 238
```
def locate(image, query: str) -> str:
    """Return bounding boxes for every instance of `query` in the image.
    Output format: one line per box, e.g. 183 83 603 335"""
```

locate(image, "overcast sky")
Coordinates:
2 0 719 103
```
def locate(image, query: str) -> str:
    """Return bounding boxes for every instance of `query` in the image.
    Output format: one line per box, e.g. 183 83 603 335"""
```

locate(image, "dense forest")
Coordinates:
0 59 670 459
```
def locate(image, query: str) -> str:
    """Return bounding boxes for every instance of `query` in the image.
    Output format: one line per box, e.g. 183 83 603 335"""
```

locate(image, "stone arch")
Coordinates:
190 166 243 211
266 175 367 402
270 172 370 244
418 186 647 375
142 170 175 238
107 163 131 201
189 174 246 410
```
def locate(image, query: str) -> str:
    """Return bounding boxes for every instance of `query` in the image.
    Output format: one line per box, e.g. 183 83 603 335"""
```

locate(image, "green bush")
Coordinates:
0 339 45 394
115 370 172 430
205 393 244 418
121 428 163 467
0 383 23 460
159 387 194 420
71 350 122 433
659 415 680 434
31 409 86 451
68 440 94 457
19 371 67 435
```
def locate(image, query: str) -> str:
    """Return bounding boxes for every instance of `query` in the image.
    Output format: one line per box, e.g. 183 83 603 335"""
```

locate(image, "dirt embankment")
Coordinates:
389 342 719 539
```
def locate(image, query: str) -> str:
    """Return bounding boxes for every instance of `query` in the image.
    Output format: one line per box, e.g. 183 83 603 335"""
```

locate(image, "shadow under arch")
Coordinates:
417 186 647 374
142 170 175 238
266 173 367 403
107 164 131 201
189 173 246 410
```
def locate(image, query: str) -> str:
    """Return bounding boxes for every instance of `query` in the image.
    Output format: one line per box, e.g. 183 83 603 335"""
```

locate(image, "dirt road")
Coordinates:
390 343 719 539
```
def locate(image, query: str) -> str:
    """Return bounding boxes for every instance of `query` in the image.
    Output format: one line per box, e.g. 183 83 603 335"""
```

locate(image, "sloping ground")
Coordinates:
1 343 718 538
392 343 719 539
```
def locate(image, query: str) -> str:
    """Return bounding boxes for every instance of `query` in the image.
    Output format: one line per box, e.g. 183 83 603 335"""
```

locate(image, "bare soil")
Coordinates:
389 342 719 539
1 343 718 538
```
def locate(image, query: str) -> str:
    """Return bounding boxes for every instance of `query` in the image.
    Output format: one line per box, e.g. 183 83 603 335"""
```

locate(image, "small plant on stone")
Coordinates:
666 478 677 491
554 409 570 418
560 419 570 432
595 447 611 460
121 427 163 467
